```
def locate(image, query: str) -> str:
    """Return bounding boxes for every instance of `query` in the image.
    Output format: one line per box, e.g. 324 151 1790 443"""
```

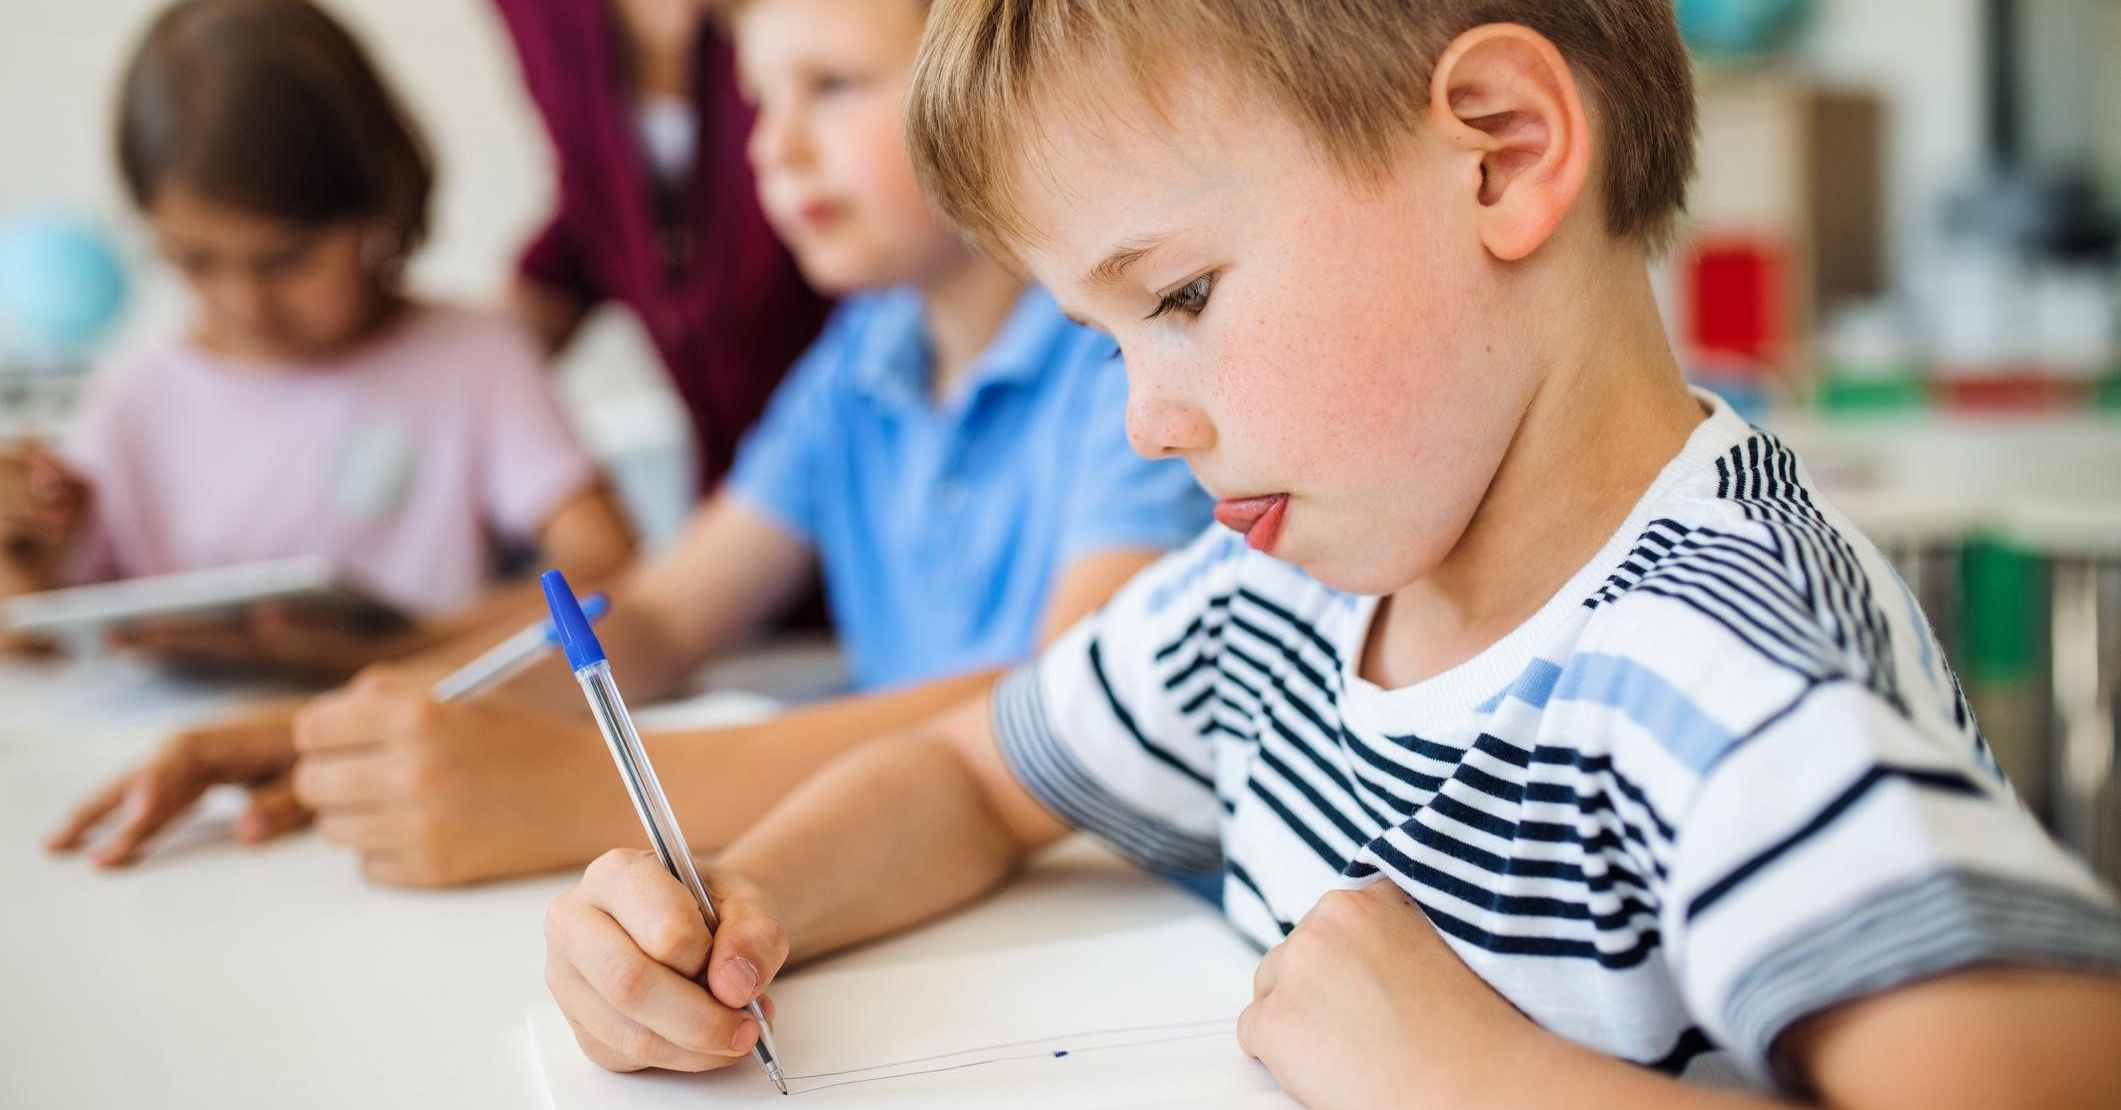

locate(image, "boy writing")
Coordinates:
543 1 2121 1104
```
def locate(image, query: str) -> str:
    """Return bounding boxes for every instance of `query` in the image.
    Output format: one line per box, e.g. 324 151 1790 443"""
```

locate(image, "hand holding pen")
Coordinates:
46 598 609 871
541 570 792 1092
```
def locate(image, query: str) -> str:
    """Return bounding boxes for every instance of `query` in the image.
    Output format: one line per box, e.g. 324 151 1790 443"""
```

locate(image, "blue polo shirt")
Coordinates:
725 287 1212 691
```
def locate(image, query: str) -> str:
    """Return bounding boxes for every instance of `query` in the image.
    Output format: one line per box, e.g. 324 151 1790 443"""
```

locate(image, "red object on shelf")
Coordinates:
1930 372 2093 413
1683 235 1790 374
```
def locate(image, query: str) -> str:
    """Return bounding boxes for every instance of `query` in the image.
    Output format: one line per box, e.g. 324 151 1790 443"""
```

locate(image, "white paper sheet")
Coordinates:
528 916 1298 1107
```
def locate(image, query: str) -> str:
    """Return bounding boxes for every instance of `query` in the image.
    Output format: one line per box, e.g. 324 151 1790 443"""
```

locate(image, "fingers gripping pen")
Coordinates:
541 570 789 1094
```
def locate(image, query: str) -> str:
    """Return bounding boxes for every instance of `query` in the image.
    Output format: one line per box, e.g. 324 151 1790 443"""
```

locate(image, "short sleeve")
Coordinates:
476 322 599 540
1655 679 2121 1083
991 528 1238 875
721 312 851 544
1054 352 1214 565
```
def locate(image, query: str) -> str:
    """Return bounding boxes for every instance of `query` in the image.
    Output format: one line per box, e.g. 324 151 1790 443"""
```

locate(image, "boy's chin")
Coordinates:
1286 539 1434 600
789 248 902 296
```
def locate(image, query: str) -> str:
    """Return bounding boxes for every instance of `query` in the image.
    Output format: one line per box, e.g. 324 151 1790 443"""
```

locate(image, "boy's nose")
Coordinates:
747 110 811 175
1126 394 1216 460
209 274 274 331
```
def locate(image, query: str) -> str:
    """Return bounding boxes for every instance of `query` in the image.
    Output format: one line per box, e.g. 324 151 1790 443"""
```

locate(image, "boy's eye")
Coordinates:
1147 273 1217 321
813 72 864 96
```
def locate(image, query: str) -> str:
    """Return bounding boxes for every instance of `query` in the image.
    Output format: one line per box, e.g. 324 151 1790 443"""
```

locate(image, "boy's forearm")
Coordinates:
1484 967 2121 1110
1490 1037 1781 1110
719 722 1035 964
639 668 1001 853
534 670 996 878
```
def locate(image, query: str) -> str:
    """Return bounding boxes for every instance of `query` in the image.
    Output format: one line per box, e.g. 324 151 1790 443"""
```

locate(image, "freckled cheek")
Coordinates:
1206 316 1398 482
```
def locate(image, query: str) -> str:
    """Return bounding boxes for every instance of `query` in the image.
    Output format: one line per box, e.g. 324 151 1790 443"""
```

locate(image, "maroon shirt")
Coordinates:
493 0 831 487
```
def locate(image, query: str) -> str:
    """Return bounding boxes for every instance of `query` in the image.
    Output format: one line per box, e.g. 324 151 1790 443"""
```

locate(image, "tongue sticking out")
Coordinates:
1214 494 1288 554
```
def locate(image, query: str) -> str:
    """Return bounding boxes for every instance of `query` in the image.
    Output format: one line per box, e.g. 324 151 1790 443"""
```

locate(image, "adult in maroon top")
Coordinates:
491 0 831 488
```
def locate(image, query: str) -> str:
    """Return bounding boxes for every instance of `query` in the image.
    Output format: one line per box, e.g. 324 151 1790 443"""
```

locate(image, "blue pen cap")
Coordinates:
540 570 608 670
543 592 610 647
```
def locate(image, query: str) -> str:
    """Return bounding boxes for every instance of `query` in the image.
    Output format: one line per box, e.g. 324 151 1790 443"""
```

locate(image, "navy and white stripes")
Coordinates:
991 664 1220 875
992 391 2121 1091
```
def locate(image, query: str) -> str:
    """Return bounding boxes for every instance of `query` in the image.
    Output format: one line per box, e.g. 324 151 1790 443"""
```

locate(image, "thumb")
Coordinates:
704 886 791 1011
237 778 312 842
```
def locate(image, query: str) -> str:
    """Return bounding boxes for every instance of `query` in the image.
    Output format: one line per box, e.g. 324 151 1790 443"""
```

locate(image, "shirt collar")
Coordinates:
849 286 1077 410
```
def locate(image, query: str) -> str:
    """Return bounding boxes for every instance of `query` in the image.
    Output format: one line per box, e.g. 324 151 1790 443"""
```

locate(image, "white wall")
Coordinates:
1789 0 1987 278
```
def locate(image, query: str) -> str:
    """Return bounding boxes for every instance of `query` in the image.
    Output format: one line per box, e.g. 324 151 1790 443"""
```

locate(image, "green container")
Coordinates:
1816 373 1930 415
1960 538 2047 682
2096 373 2121 412
1957 538 2052 814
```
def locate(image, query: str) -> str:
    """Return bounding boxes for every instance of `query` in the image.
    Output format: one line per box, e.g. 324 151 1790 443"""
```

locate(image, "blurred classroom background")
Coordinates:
2 0 2119 878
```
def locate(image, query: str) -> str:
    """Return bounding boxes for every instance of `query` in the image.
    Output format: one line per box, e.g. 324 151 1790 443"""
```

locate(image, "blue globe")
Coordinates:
0 215 130 358
1677 0 1815 57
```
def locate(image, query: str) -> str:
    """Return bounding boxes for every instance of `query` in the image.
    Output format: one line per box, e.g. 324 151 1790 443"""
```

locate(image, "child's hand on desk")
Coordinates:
545 849 788 1073
1238 880 1547 1110
290 669 619 886
44 701 310 866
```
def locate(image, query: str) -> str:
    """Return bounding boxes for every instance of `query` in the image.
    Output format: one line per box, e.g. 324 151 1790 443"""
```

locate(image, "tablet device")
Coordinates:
3 556 409 637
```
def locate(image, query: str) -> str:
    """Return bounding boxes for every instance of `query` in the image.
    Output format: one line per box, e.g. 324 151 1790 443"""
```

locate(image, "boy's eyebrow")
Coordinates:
1082 235 1170 292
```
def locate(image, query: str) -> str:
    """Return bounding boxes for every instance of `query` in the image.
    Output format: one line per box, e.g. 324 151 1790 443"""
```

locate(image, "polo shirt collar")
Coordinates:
849 286 1072 410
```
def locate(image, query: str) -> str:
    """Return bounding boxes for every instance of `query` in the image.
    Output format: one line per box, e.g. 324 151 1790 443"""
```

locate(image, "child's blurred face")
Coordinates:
610 0 716 55
148 182 380 363
1012 79 1536 598
735 0 959 293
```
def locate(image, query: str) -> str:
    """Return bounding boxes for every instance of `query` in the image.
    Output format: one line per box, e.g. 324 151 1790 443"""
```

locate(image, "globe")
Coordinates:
0 215 130 359
1676 0 1815 58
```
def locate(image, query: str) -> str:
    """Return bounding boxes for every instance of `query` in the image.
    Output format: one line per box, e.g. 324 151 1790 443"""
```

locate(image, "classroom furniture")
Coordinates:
1683 74 1887 380
0 655 1219 1108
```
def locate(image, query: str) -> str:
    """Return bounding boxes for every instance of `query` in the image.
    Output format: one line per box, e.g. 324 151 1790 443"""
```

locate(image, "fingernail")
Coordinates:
730 957 760 1000
732 1020 758 1054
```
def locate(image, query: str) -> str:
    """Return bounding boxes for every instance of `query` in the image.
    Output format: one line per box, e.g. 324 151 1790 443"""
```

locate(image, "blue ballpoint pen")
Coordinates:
540 570 790 1094
428 593 610 703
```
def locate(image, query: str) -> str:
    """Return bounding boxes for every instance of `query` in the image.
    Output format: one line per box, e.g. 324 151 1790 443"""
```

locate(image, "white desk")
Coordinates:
0 658 1222 1108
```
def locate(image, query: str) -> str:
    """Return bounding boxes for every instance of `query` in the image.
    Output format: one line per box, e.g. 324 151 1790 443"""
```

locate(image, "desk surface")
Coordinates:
0 658 1215 1109
1769 412 2121 553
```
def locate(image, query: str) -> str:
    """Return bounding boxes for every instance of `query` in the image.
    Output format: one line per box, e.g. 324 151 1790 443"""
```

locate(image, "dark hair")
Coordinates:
116 0 435 268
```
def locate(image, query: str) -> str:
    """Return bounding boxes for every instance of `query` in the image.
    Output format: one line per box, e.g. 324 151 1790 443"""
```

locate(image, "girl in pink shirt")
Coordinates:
0 0 634 674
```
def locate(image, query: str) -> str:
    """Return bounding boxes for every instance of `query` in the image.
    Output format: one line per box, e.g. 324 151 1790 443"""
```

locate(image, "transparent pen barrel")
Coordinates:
573 660 785 1078
575 660 716 921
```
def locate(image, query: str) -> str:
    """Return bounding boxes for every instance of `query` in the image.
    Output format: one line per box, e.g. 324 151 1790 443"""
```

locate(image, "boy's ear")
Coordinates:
1426 24 1594 262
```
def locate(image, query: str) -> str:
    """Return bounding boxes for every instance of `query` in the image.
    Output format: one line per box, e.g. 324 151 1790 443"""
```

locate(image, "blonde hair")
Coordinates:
908 0 1696 259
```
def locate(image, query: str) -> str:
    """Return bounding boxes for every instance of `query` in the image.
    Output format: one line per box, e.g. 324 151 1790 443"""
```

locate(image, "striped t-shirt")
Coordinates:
992 391 2121 1090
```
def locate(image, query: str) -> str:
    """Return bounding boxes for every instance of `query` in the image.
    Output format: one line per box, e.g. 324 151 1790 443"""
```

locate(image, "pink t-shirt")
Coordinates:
64 305 597 616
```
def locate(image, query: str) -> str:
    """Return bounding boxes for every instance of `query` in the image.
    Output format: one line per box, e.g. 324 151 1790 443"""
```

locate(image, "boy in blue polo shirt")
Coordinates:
48 0 1208 887
725 285 1183 691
